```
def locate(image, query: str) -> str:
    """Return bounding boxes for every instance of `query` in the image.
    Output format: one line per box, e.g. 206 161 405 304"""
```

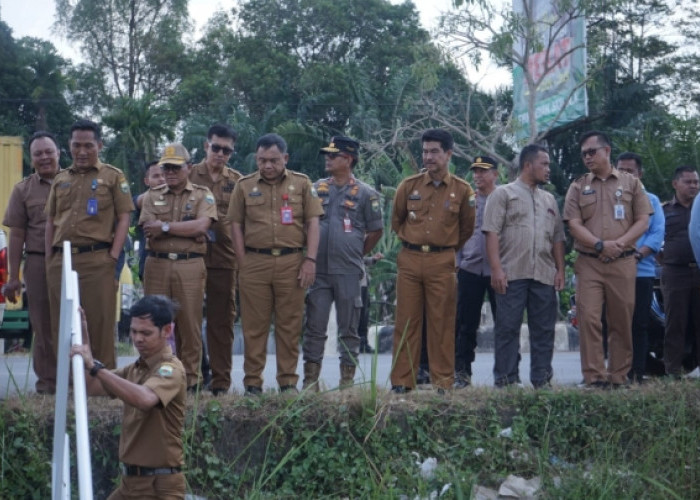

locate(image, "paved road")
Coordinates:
1 351 607 398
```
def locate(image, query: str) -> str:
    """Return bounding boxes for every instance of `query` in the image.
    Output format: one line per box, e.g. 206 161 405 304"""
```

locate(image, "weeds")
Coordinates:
1 382 699 498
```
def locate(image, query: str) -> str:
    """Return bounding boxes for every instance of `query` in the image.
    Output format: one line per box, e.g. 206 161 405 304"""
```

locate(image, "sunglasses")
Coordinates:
162 163 183 172
581 146 605 159
326 152 346 159
210 144 234 155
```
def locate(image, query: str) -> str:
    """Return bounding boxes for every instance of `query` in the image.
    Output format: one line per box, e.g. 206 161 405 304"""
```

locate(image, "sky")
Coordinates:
0 0 508 90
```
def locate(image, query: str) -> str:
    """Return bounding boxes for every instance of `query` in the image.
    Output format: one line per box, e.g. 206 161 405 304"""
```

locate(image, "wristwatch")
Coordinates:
162 222 170 233
90 360 105 377
594 240 604 254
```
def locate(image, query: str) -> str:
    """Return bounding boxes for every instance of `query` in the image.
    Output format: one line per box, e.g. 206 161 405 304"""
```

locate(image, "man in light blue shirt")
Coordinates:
689 183 700 264
616 152 664 383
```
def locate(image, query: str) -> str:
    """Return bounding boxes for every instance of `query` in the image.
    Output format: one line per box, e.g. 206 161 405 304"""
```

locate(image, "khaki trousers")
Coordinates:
48 248 117 368
25 253 56 392
205 267 236 391
575 254 635 384
107 472 185 500
391 248 457 389
239 252 305 388
144 256 206 387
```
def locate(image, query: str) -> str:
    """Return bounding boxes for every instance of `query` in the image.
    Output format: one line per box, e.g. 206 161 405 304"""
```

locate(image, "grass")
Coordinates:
1 379 699 499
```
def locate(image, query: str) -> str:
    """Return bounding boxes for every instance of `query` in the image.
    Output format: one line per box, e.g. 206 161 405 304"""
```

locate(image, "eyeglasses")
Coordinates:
209 143 234 155
581 146 605 159
162 164 183 172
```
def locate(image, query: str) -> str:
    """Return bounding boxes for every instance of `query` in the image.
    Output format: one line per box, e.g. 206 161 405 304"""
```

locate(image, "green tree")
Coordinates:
0 21 74 158
54 0 191 102
101 94 175 188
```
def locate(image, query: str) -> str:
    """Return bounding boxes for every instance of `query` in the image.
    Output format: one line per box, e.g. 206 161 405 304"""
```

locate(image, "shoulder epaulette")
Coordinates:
403 172 424 182
289 170 311 181
451 176 470 187
239 172 259 182
101 163 125 174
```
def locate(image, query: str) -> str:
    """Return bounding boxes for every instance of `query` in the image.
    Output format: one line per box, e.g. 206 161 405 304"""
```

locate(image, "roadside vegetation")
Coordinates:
2 381 698 499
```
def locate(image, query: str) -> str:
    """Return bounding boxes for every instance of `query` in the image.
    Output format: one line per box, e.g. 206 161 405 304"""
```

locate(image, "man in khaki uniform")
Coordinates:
189 124 242 395
140 143 217 390
3 131 61 393
390 129 476 392
72 295 186 500
229 133 323 394
46 119 134 369
564 130 651 388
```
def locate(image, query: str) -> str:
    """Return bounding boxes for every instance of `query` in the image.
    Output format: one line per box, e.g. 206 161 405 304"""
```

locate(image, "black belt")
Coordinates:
25 251 45 256
245 246 303 256
579 249 636 259
402 242 453 253
121 464 181 476
666 262 698 268
148 251 203 261
53 242 111 254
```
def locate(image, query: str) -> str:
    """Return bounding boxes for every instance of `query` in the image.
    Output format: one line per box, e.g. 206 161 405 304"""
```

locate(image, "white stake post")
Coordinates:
51 242 94 499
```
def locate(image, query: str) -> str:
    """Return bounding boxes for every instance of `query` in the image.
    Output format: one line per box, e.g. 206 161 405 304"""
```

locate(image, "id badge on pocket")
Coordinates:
86 197 98 216
614 204 625 220
280 205 293 225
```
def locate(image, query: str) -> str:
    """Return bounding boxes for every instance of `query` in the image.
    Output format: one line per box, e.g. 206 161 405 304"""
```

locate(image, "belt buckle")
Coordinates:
271 248 281 256
167 253 178 261
420 245 430 253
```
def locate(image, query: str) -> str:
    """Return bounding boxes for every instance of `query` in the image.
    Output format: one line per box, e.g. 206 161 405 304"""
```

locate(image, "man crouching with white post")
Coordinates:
71 295 186 500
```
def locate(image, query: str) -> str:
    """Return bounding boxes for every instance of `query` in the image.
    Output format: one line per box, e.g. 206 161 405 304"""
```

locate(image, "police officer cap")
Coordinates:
158 143 190 166
319 136 360 158
470 156 498 170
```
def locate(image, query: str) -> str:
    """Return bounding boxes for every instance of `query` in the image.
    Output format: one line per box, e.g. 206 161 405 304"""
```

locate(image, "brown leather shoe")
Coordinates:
339 363 356 389
302 361 321 392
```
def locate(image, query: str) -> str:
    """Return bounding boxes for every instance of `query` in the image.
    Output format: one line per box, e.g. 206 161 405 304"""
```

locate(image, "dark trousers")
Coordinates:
455 270 496 376
493 279 556 386
662 265 700 375
629 277 654 379
358 285 370 344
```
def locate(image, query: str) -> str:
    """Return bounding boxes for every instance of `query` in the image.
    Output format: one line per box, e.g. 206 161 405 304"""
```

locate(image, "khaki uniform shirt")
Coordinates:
139 181 218 254
391 171 475 249
111 345 186 467
482 179 565 286
45 162 134 246
227 169 324 249
3 173 55 253
563 169 652 253
189 161 241 269
315 176 383 275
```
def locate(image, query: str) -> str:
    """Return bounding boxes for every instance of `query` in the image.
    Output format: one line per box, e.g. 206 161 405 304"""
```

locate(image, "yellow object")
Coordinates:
0 137 23 235
116 262 134 322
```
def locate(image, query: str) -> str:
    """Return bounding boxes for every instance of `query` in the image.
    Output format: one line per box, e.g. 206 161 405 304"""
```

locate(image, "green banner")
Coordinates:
512 0 588 142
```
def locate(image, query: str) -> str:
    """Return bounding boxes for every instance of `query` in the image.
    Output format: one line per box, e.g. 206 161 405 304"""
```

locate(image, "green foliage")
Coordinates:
0 22 74 153
4 383 700 498
0 405 52 499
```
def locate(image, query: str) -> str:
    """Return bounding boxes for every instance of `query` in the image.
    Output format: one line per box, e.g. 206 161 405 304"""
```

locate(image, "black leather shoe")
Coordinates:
391 385 411 394
211 388 227 396
416 368 431 385
187 384 202 393
453 373 471 389
279 385 298 394
245 385 262 396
